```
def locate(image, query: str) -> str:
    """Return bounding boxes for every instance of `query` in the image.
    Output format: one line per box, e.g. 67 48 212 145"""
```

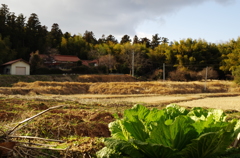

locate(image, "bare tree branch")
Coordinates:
0 145 13 151
7 105 66 135
9 136 65 143
18 145 68 151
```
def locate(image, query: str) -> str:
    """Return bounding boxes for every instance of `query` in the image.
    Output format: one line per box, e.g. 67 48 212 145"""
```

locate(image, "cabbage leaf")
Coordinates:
97 104 240 158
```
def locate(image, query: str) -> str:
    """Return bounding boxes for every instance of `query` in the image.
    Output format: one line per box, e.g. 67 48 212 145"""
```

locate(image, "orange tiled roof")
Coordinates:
53 55 80 62
2 58 29 66
81 59 98 66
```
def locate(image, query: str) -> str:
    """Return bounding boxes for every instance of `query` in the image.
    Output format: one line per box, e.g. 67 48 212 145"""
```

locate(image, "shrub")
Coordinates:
168 67 192 81
197 67 219 80
232 66 240 85
149 69 163 80
34 68 63 74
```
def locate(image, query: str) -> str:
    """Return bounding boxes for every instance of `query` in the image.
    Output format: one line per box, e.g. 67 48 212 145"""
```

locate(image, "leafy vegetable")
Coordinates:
96 104 240 158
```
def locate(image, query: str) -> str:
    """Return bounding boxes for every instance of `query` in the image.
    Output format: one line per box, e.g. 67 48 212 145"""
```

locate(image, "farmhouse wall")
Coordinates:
11 61 30 75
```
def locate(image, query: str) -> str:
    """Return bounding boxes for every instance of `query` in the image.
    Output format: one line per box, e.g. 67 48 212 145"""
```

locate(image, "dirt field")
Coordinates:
4 92 240 110
1 92 240 157
1 77 240 157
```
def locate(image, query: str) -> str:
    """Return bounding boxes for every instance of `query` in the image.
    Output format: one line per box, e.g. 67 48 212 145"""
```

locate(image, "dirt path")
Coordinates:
4 93 240 110
178 96 240 111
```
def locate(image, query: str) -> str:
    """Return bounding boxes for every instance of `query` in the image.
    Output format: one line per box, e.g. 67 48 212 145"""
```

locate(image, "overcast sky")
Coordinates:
1 0 240 43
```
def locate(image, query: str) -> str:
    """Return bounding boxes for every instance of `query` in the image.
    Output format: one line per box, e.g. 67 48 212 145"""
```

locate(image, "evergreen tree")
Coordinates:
83 30 97 45
0 35 17 64
120 35 131 44
150 33 161 49
0 4 10 37
133 35 140 44
140 37 151 48
25 13 42 52
63 32 71 39
106 34 118 44
98 34 106 44
48 23 63 48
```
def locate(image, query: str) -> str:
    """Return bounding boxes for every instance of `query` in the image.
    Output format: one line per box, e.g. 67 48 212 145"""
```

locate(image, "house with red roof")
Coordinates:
39 54 98 68
2 59 30 75
39 54 80 68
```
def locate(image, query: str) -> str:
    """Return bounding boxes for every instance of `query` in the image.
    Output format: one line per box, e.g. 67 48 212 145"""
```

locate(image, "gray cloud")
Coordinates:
1 0 235 39
214 0 235 5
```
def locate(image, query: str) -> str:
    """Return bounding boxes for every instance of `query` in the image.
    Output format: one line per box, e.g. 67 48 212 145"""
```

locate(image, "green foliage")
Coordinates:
120 34 131 44
48 23 63 48
220 38 240 72
59 35 89 59
218 147 240 158
29 51 42 74
0 35 16 64
1 4 240 80
97 104 240 158
232 66 240 85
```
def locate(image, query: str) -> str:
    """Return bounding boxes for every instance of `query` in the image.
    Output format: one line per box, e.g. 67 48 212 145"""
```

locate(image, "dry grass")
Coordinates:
88 81 233 94
0 74 137 87
10 81 92 95
76 74 137 82
0 80 237 95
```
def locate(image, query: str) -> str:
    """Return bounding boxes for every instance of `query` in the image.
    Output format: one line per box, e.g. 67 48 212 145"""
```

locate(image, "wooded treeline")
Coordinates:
1 4 240 82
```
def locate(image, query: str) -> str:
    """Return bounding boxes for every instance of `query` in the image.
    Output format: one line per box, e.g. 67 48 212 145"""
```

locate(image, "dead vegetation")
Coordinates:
75 74 137 82
0 74 137 87
1 74 238 95
0 99 116 157
0 92 240 157
0 80 238 95
0 105 67 157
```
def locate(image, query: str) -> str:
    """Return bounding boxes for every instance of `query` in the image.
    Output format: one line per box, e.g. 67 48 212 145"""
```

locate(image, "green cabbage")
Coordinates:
96 104 240 158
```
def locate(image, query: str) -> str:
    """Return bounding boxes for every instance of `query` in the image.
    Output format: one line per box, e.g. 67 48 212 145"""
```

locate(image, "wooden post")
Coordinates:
132 51 134 77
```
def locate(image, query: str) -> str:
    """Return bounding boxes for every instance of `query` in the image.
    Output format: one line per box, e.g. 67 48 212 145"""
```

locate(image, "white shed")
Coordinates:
2 59 30 75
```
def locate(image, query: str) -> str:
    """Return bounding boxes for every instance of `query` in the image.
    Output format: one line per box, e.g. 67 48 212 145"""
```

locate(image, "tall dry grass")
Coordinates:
12 81 91 94
88 81 233 94
76 74 137 82
0 80 236 95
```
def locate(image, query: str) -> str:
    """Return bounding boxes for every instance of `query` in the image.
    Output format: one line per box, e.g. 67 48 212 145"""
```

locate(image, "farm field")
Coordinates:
1 78 240 157
4 92 240 110
1 93 240 157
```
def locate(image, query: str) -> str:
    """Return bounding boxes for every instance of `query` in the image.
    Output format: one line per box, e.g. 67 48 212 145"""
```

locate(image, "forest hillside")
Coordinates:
1 4 240 83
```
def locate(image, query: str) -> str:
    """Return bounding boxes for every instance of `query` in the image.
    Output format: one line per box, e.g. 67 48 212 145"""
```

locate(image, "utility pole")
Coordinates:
132 51 134 77
163 63 165 81
204 66 208 91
